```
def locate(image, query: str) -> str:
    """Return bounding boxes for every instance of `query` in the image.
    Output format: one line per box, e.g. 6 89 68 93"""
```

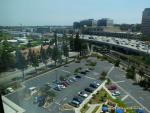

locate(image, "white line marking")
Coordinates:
54 102 61 105
121 95 129 101
114 80 125 83
106 66 114 77
85 76 96 80
61 69 71 74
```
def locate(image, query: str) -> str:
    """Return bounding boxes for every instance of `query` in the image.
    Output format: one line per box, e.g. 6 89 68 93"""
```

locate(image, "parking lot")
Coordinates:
6 57 113 113
108 67 150 113
6 57 150 113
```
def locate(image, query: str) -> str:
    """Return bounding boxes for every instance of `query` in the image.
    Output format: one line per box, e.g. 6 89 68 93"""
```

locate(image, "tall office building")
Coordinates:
142 8 150 37
97 18 113 27
80 19 97 27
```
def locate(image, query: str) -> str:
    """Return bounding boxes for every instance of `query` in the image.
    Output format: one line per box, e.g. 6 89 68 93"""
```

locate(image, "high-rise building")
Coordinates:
142 8 150 37
97 18 113 27
73 22 80 29
80 19 97 27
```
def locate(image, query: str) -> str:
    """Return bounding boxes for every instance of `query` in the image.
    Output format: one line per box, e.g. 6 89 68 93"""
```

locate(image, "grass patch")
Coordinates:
80 104 89 113
92 106 99 113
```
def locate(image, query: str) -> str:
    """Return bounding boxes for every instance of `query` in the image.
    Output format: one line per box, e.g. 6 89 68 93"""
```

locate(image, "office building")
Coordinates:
80 19 97 27
73 22 80 29
97 18 113 27
142 8 150 37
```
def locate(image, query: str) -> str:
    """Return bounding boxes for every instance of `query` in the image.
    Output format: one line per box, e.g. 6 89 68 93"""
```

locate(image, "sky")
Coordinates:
0 0 150 26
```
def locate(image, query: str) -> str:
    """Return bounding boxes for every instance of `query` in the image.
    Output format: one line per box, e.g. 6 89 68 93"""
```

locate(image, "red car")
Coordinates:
107 84 117 90
61 82 68 87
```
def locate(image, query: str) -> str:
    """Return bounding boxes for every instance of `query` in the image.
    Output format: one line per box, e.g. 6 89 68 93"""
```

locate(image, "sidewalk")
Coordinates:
0 57 74 86
86 104 99 113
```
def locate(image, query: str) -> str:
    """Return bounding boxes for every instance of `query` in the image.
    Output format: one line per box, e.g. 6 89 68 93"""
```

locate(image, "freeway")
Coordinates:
81 35 150 54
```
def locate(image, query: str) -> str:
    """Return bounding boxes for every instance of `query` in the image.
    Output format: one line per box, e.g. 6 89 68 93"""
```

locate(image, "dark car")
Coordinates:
38 96 46 107
73 97 83 104
84 88 94 93
75 60 80 63
75 75 82 79
85 69 90 73
80 71 86 75
70 100 80 107
53 86 62 91
107 84 117 90
89 83 98 88
52 80 60 84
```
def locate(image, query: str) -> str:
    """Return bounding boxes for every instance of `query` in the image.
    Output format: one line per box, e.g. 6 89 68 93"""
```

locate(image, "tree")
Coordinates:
74 33 81 53
27 40 32 65
51 32 61 66
138 68 145 80
114 59 120 67
69 34 75 51
0 40 15 72
63 43 69 62
40 45 49 68
31 51 39 73
16 46 27 80
126 66 135 79
47 43 52 59
51 46 61 66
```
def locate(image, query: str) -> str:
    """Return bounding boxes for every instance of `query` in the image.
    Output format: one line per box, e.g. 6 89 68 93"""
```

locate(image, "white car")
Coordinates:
112 91 120 96
29 87 37 96
58 84 66 89
6 87 14 93
78 91 88 98
93 81 100 86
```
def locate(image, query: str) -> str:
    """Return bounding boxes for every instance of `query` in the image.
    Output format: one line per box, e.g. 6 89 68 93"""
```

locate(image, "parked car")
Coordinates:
33 96 45 104
75 60 80 63
38 98 45 107
68 79 74 83
29 87 37 96
52 80 60 84
45 83 51 88
93 81 100 87
53 86 62 91
89 83 98 88
80 71 86 75
64 65 69 67
112 91 120 96
89 67 94 70
6 87 14 93
57 84 66 89
78 91 88 98
84 88 94 93
75 75 82 79
107 84 117 90
85 69 90 73
70 100 80 107
61 82 68 87
73 96 83 104
70 77 77 82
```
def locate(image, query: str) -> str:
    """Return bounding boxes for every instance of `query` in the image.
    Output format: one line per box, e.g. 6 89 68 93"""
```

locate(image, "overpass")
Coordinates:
79 35 150 55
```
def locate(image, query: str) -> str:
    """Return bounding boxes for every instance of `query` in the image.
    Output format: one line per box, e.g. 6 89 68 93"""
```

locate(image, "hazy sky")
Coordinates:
0 0 150 26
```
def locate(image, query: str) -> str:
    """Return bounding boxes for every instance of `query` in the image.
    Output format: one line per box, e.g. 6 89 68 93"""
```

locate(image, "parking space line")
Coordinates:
106 66 114 77
114 80 125 83
84 76 96 80
54 102 61 105
60 69 71 74
121 95 129 101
